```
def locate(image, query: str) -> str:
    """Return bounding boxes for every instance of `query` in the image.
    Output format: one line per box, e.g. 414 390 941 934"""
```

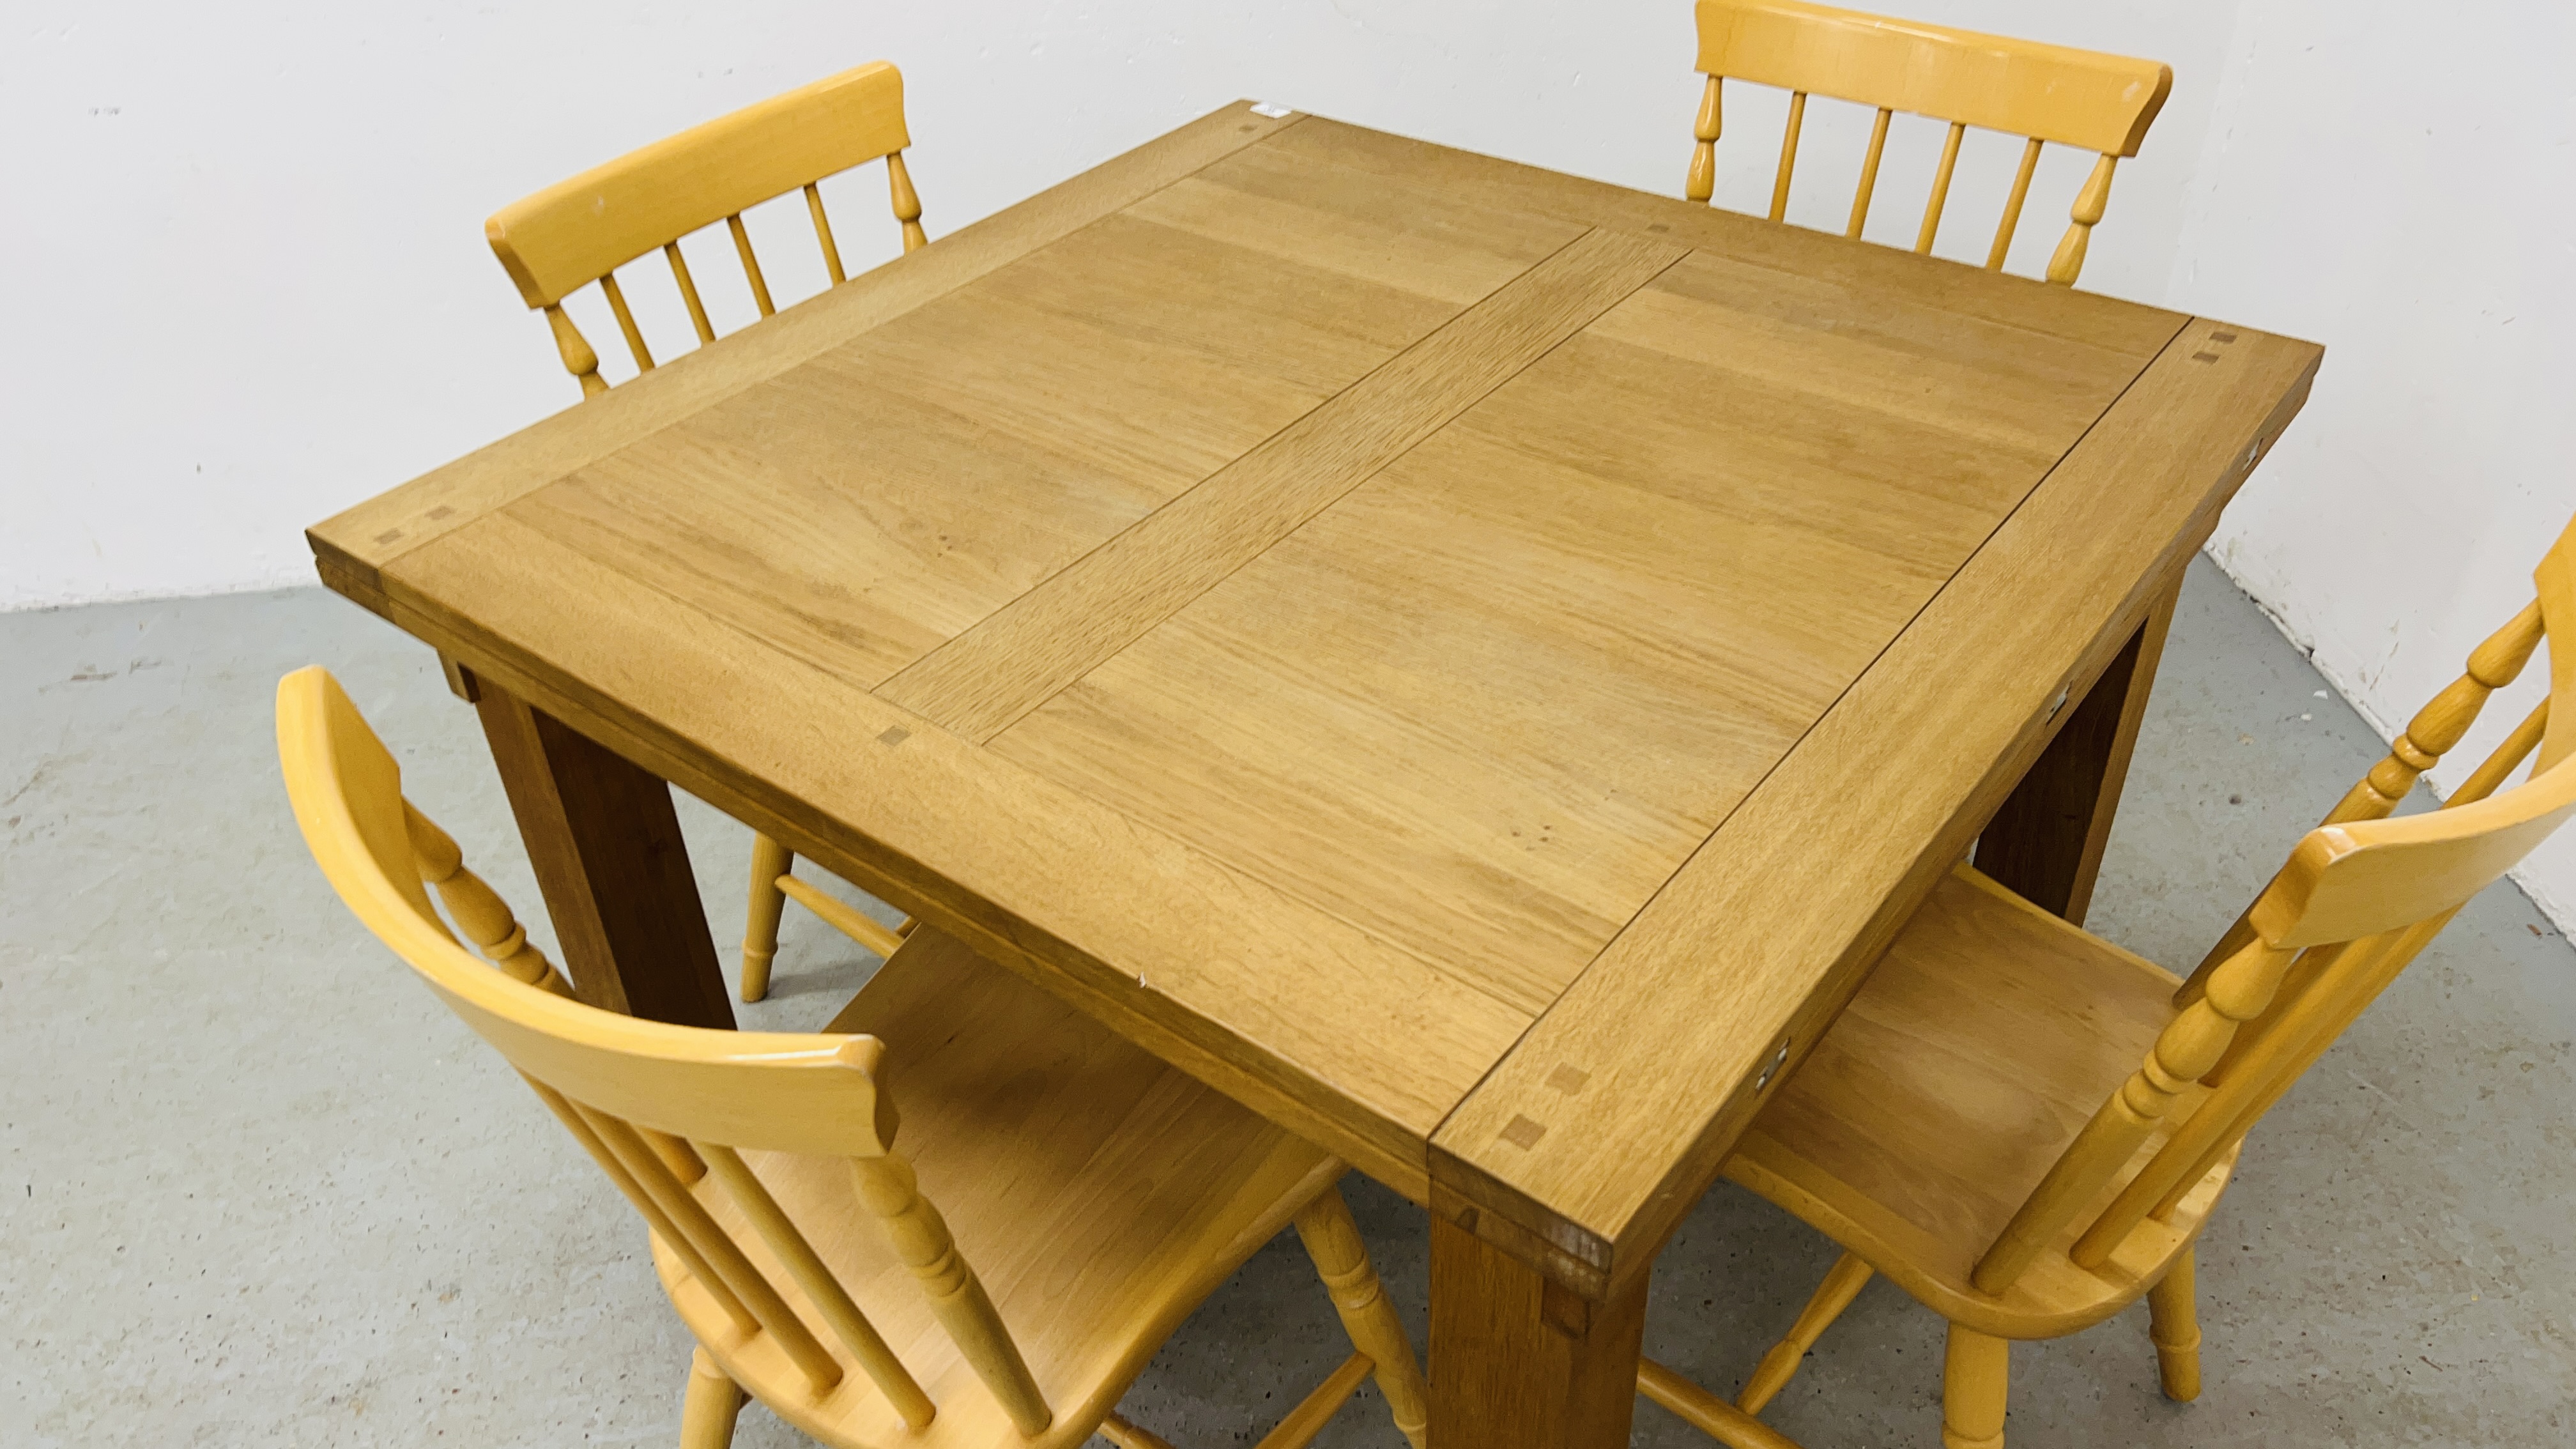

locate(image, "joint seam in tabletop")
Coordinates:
359 214 1702 1178
1423 303 2193 1114
1443 323 2320 1290
1262 118 2182 359
376 569 1453 1197
1014 241 1704 724
307 103 1310 597
381 502 1545 1021
1429 319 2319 1296
869 221 1608 717
310 107 2287 1261
877 227 1692 742
1473 299 2195 1026
372 517 1538 1199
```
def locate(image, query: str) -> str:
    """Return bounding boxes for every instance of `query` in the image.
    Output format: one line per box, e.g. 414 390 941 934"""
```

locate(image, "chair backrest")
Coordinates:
486 60 928 398
1970 514 2576 1294
1685 0 2171 285
275 667 1050 1436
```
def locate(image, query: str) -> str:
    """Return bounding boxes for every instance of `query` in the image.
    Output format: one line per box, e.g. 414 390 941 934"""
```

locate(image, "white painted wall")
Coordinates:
0 0 2220 608
6 3 2568 914
2161 0 2576 923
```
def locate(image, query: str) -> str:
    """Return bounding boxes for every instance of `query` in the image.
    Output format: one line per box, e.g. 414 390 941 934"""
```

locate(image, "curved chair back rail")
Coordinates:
486 59 928 397
279 666 1034 1434
1685 0 2172 284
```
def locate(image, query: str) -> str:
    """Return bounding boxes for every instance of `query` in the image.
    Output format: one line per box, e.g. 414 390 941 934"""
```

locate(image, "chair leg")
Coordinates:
1941 1323 2009 1449
741 834 793 1002
2147 1248 2204 1402
1100 1411 1182 1449
1292 1185 1429 1449
680 1346 746 1449
1738 1250 1873 1414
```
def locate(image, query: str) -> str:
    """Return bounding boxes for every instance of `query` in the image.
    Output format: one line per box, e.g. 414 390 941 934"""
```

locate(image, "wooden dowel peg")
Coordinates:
726 215 776 318
1848 108 1891 238
804 182 847 284
1988 137 2043 270
1769 92 1807 222
1916 121 1965 254
666 241 716 344
599 272 654 372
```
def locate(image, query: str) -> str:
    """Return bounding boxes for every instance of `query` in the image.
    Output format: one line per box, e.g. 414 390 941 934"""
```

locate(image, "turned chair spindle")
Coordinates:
1682 1 2171 286
402 802 567 995
851 1151 1052 1434
2178 597 2550 1008
1980 591 2576 1301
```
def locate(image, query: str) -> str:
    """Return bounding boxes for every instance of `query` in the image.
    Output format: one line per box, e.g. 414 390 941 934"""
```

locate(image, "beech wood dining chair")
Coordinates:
278 666 1430 1449
482 60 931 1002
1634 515 2576 1449
1683 0 2172 286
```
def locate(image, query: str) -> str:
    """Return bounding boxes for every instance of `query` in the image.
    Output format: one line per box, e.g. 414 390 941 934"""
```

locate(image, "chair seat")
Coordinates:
1724 864 2236 1340
652 926 1339 1448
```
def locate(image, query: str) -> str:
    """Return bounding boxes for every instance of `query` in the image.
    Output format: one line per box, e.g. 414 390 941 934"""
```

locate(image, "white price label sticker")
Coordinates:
1249 102 1293 118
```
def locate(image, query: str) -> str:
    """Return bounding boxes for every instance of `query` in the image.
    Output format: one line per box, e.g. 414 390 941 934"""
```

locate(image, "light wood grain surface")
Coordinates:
312 105 2318 1300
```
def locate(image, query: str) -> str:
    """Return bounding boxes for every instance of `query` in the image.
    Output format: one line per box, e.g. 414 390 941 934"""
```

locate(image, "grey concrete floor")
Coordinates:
3 556 2570 1446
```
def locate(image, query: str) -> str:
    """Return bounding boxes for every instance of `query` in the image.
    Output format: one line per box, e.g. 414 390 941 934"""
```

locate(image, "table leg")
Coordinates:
1974 572 2182 924
1429 1215 1648 1448
474 678 735 1029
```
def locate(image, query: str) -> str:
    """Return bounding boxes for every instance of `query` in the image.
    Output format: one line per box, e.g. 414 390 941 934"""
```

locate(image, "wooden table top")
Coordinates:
314 102 2320 1300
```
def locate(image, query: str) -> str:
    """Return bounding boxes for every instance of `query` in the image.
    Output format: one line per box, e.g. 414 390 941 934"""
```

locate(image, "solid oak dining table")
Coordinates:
310 102 2320 1446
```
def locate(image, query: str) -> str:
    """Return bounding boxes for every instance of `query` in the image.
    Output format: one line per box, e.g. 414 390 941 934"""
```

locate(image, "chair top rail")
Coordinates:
277 666 898 1158
488 60 912 308
1694 0 2170 155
